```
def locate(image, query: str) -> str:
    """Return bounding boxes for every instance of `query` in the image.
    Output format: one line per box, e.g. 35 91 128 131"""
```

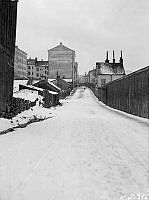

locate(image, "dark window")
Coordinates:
36 68 39 71
36 73 39 77
28 66 30 69
28 71 30 75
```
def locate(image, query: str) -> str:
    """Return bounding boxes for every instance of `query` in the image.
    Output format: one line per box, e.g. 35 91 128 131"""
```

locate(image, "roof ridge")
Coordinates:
48 43 74 52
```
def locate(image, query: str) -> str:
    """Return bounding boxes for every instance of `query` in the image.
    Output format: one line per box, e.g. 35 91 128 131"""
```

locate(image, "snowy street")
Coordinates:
0 87 149 200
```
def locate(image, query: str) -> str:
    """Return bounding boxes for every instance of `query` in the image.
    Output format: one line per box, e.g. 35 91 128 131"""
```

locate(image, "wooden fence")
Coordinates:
106 66 149 118
89 66 149 119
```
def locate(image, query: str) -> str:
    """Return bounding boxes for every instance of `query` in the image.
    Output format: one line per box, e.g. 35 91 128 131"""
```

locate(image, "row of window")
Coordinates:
28 72 48 76
28 66 48 70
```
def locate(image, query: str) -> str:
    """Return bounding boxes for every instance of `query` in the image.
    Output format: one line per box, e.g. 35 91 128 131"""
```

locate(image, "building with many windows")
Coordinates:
0 0 18 113
14 46 27 79
27 58 48 80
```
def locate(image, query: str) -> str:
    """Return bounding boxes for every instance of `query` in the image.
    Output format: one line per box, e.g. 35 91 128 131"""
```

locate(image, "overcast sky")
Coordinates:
16 0 149 74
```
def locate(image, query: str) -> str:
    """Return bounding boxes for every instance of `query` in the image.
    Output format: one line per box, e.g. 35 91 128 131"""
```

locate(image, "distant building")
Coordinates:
96 51 125 87
79 73 89 84
27 58 49 80
73 62 79 87
88 69 96 85
14 46 27 79
48 42 78 87
0 0 18 113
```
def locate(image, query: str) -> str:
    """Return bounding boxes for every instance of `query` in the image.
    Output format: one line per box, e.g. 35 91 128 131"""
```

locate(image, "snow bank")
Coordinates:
13 80 28 93
0 118 12 132
0 89 56 133
13 89 43 102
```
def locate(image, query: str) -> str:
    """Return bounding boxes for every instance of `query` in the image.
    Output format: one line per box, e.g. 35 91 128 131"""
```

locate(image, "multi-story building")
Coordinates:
79 73 89 84
0 0 18 113
48 42 78 87
14 46 27 79
88 69 96 85
96 51 125 87
73 62 79 87
27 58 48 80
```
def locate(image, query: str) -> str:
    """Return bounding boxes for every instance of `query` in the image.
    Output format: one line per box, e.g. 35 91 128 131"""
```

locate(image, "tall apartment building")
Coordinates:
48 43 76 80
0 0 18 113
27 58 48 80
14 46 27 79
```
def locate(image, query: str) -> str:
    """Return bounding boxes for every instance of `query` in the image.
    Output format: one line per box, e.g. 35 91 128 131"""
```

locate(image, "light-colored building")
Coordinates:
96 51 125 87
79 73 89 84
73 62 79 87
14 46 27 79
27 58 48 80
48 43 78 87
88 69 96 85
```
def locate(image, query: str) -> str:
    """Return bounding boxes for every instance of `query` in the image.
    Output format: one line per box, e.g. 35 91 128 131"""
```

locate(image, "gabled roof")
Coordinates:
57 78 71 86
33 80 61 93
48 43 74 52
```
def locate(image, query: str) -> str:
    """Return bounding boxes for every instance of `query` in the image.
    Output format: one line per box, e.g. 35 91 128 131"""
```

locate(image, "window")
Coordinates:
28 66 30 69
28 71 30 75
36 68 39 71
36 73 39 77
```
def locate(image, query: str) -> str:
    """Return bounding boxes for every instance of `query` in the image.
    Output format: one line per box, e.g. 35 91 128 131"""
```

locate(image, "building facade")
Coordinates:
88 69 96 85
0 0 18 113
48 43 77 86
73 62 78 87
27 58 48 80
14 46 27 79
96 51 125 87
79 74 89 84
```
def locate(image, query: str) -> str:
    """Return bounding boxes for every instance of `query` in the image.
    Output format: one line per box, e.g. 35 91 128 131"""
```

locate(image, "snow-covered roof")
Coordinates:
13 89 43 102
19 84 58 95
47 80 61 91
13 80 28 93
97 63 125 75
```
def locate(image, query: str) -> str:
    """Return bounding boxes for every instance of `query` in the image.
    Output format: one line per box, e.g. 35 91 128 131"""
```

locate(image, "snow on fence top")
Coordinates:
19 84 58 95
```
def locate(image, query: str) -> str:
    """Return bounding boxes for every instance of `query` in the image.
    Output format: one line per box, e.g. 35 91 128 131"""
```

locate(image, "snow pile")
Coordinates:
0 89 56 133
11 105 55 127
0 104 56 133
13 89 43 102
0 118 12 132
13 80 28 93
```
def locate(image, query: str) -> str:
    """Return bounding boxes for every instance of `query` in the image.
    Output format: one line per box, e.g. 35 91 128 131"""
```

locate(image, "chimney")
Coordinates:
105 51 109 63
113 50 115 64
120 50 123 66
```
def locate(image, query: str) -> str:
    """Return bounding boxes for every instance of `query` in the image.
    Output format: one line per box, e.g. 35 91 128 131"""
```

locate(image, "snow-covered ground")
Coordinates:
0 89 55 132
13 80 28 93
0 87 149 200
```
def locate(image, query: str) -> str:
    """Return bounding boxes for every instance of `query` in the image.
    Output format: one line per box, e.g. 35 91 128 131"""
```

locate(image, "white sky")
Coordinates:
16 0 149 74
